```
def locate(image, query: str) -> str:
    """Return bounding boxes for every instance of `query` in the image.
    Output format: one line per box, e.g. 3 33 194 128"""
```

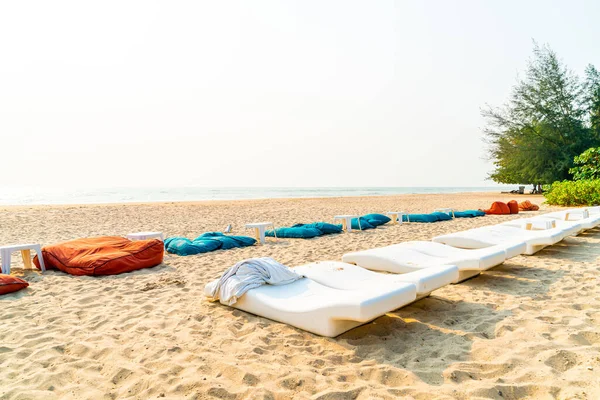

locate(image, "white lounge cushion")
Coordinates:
433 224 564 255
294 261 459 297
342 241 514 275
205 266 417 337
542 210 600 230
392 241 519 269
586 206 600 215
500 217 583 236
343 247 456 274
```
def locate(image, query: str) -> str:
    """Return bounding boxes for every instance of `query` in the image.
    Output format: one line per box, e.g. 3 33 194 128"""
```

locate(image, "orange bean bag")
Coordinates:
0 274 29 295
33 236 164 276
518 200 540 211
507 200 519 214
484 201 511 215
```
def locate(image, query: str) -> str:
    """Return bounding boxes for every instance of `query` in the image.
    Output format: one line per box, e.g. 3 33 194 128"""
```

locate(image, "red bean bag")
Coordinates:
518 200 540 211
484 201 511 215
0 274 29 295
507 200 519 214
33 236 164 276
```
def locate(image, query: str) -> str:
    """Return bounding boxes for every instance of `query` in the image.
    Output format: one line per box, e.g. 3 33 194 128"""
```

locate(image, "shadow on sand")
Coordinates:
334 296 511 386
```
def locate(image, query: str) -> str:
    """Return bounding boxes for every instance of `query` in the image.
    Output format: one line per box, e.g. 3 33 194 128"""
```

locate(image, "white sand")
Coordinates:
1 193 599 399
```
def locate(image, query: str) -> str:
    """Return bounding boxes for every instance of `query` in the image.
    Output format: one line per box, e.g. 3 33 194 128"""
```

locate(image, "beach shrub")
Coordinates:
544 179 600 206
569 147 600 181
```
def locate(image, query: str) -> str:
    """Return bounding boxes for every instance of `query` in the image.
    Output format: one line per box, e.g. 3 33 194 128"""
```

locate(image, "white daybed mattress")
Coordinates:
432 224 565 255
205 262 458 337
341 241 522 282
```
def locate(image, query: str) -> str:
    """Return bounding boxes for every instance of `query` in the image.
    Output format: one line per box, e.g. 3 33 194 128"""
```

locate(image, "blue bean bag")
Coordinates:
197 232 256 249
431 212 453 221
164 236 222 256
362 213 391 227
351 217 375 230
402 213 440 223
266 226 323 238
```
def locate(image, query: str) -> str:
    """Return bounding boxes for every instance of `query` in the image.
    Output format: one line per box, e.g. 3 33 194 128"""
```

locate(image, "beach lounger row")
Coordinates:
433 207 600 255
205 207 600 337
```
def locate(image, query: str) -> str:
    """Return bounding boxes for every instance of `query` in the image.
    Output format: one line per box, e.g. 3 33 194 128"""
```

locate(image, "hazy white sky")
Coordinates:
2 1 599 188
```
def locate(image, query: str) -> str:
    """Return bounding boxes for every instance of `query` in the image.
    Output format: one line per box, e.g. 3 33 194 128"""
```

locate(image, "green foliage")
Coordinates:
483 43 600 184
569 147 600 180
544 179 600 206
583 65 600 140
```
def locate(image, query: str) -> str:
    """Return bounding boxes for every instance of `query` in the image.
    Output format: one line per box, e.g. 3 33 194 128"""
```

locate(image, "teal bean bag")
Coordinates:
431 212 453 221
265 226 323 238
472 210 485 217
165 232 256 255
351 217 375 230
362 213 391 227
265 222 343 238
197 232 256 249
164 236 222 256
454 209 486 218
297 222 343 235
402 213 440 223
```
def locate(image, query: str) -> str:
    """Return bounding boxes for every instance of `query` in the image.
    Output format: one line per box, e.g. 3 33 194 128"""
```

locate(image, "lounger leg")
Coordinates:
33 246 46 272
454 270 481 283
21 249 32 269
254 228 261 244
1 250 11 274
271 224 277 241
415 292 432 301
258 227 266 245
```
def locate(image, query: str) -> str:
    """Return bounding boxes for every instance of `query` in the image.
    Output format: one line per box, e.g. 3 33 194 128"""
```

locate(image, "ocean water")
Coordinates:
0 186 515 206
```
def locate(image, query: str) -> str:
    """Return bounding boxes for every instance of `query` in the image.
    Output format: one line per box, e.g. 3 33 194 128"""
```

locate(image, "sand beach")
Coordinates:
1 192 599 399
